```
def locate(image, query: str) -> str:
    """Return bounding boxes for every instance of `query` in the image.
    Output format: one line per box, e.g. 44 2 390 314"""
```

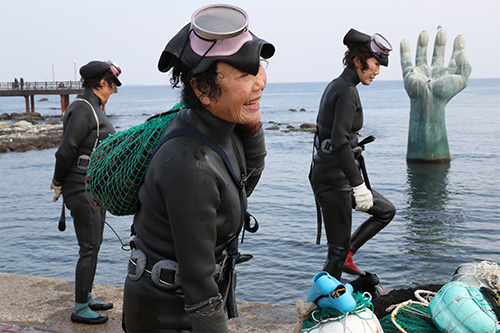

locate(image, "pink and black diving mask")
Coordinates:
343 28 392 66
158 4 275 76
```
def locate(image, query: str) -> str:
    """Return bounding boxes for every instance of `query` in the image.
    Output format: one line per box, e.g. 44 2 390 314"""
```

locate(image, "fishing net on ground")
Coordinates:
300 292 377 332
378 298 441 333
378 275 500 333
86 102 186 216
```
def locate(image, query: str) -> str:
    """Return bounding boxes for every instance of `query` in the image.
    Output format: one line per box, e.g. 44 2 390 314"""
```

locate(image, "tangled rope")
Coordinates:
414 289 437 304
476 261 500 291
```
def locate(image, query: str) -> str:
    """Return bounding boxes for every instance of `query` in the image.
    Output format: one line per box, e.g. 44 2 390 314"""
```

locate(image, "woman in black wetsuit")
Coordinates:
121 5 274 332
309 28 396 282
51 60 122 324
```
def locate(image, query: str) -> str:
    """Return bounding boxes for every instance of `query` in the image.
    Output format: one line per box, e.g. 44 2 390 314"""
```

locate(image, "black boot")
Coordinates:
350 217 389 253
348 272 382 299
323 244 349 280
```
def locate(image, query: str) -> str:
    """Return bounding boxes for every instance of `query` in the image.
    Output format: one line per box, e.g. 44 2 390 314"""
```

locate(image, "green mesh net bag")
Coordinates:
86 101 186 216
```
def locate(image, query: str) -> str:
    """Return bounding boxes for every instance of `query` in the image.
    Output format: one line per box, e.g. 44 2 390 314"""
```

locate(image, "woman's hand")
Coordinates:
50 179 62 202
352 183 373 212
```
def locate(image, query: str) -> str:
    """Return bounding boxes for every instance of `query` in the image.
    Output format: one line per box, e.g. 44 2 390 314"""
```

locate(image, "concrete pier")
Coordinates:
0 273 298 333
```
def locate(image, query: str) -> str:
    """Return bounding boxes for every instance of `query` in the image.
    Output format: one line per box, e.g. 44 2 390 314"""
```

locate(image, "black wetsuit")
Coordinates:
309 66 395 280
52 88 115 303
122 106 266 332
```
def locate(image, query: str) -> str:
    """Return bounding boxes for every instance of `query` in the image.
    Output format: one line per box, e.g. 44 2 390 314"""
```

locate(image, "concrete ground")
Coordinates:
0 273 298 333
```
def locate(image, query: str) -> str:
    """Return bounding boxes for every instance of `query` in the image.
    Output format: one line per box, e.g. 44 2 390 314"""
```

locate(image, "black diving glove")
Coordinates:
185 294 228 333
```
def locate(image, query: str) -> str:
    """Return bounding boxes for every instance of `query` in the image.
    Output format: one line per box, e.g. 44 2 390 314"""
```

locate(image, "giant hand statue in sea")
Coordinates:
400 30 472 162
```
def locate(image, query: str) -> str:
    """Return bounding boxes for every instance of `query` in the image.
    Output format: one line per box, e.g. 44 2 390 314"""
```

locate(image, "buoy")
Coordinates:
429 281 499 333
306 307 383 333
450 261 500 292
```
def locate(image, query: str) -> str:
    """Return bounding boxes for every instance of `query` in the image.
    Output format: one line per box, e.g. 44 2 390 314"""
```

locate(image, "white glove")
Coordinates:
352 183 373 212
50 179 62 202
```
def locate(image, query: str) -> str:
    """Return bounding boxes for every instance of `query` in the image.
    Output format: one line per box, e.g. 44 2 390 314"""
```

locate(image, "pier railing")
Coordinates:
0 81 83 91
0 80 84 114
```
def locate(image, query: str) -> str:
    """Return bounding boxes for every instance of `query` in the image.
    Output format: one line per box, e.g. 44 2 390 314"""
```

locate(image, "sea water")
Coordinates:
0 78 498 306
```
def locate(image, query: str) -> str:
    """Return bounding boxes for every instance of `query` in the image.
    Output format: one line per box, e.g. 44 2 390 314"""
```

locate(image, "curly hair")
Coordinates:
342 43 373 72
82 71 118 90
168 58 221 109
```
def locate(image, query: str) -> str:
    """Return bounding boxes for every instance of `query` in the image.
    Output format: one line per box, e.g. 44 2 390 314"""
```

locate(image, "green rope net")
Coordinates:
301 292 375 332
378 301 441 333
86 101 187 216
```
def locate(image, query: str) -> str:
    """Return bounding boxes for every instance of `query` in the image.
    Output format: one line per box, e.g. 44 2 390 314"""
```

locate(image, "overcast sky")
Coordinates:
1 0 499 85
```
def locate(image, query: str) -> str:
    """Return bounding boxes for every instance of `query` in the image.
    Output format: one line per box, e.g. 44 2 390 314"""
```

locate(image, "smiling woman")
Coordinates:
198 61 268 124
121 4 275 333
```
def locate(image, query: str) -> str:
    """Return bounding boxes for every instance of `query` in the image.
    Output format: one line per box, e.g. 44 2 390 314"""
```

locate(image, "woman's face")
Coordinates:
355 57 380 86
94 78 115 105
201 61 267 124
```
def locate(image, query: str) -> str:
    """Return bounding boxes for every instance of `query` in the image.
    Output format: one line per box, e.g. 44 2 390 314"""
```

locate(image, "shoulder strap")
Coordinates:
155 128 242 189
73 98 100 149
153 128 244 255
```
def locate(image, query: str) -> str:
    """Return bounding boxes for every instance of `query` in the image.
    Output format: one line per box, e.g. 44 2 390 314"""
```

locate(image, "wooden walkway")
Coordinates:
0 81 83 114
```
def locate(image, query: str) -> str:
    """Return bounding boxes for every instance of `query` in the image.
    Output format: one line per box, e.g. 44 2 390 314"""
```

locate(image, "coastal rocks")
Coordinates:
5 111 43 121
266 124 280 130
265 121 316 133
265 107 316 133
0 119 63 153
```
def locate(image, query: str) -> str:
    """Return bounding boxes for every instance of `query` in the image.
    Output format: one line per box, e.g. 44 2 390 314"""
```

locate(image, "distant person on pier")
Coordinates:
309 29 396 283
50 60 122 325
20 77 24 90
13 78 19 89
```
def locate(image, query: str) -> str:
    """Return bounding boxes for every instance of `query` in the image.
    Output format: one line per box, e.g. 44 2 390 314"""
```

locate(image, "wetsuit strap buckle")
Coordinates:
151 259 180 290
320 139 334 155
127 248 147 281
76 154 90 171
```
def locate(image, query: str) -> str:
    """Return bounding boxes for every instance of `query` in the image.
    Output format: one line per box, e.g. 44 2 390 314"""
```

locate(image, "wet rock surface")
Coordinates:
0 273 297 333
0 113 63 153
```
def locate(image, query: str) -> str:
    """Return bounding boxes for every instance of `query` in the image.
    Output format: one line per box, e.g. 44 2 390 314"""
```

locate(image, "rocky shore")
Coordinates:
0 112 63 153
0 111 317 154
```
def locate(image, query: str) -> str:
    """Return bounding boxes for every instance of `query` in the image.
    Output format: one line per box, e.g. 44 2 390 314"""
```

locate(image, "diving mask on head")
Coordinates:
158 4 275 76
106 61 122 86
343 28 392 66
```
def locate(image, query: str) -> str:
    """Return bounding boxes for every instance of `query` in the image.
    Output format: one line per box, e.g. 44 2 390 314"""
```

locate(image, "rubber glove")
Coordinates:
50 179 62 202
352 183 373 212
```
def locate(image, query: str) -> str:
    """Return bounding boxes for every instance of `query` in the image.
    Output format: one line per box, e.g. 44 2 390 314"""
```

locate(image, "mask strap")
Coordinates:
180 29 218 72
